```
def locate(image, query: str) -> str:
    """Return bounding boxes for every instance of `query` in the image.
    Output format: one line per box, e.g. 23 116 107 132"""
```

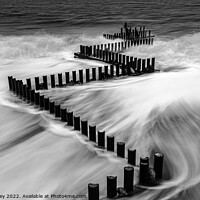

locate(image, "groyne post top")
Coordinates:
89 125 96 142
67 111 73 126
74 116 80 131
88 183 99 200
107 176 117 198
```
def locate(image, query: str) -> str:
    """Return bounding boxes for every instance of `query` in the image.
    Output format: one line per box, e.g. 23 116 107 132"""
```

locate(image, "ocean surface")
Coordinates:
1 0 200 199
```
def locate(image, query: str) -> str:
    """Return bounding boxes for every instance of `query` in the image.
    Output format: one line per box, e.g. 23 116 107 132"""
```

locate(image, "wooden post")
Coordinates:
88 183 99 200
128 149 136 165
98 131 105 147
154 153 164 180
22 84 27 100
86 69 90 82
39 95 44 108
147 58 151 71
67 111 73 126
55 104 61 118
112 52 115 63
43 75 48 89
103 50 106 61
25 87 30 102
61 108 67 122
123 55 126 65
110 65 114 77
35 92 40 106
30 89 35 103
98 67 102 80
104 65 108 78
107 176 117 198
44 97 49 110
74 116 80 131
8 76 12 91
79 69 83 83
93 45 96 57
72 71 76 83
142 59 146 73
92 68 96 81
89 125 96 142
51 74 55 88
12 78 16 93
137 59 141 73
49 101 55 114
116 53 118 63
26 78 31 89
109 52 112 63
107 136 114 152
80 45 83 54
35 77 40 90
65 72 70 85
117 142 125 158
152 58 155 71
116 64 119 77
139 157 149 185
118 42 120 51
119 54 122 64
115 42 117 51
122 64 126 76
81 120 88 136
124 166 134 192
58 73 63 87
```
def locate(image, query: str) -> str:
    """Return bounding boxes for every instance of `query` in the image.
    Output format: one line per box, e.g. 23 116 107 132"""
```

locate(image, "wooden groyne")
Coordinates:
7 23 164 200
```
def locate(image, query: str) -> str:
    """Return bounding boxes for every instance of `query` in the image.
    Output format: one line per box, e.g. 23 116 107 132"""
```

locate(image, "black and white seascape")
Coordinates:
1 0 200 199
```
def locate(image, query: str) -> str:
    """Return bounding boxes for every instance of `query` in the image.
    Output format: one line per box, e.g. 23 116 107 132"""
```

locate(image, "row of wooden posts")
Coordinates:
103 24 154 41
88 152 164 199
8 75 164 199
11 58 155 91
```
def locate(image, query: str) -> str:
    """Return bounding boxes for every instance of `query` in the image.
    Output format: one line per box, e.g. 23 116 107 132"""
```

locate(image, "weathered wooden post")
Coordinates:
58 73 63 87
35 92 40 106
51 74 55 88
61 108 67 122
88 183 99 200
98 130 105 147
137 59 141 73
80 45 83 54
122 64 126 76
35 77 40 90
67 111 73 126
26 87 30 102
119 54 122 64
22 84 27 100
12 78 16 93
74 116 80 131
139 157 149 185
89 125 96 142
39 95 44 109
43 75 48 89
26 78 31 89
110 65 114 77
98 67 102 80
154 153 164 180
128 149 136 166
103 50 106 61
79 69 83 84
106 51 109 62
147 58 151 71
107 136 114 152
117 142 125 158
92 68 96 81
49 101 55 114
86 69 90 82
116 64 119 77
44 97 49 110
124 166 134 192
112 52 115 63
81 120 88 136
109 52 112 63
8 76 12 91
55 104 61 118
72 71 76 83
107 176 117 198
142 59 146 73
93 45 96 57
151 57 155 72
65 72 70 85
104 66 108 78
123 55 126 65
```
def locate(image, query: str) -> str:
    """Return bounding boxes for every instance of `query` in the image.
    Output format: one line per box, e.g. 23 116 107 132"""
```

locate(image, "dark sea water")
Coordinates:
1 0 200 199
